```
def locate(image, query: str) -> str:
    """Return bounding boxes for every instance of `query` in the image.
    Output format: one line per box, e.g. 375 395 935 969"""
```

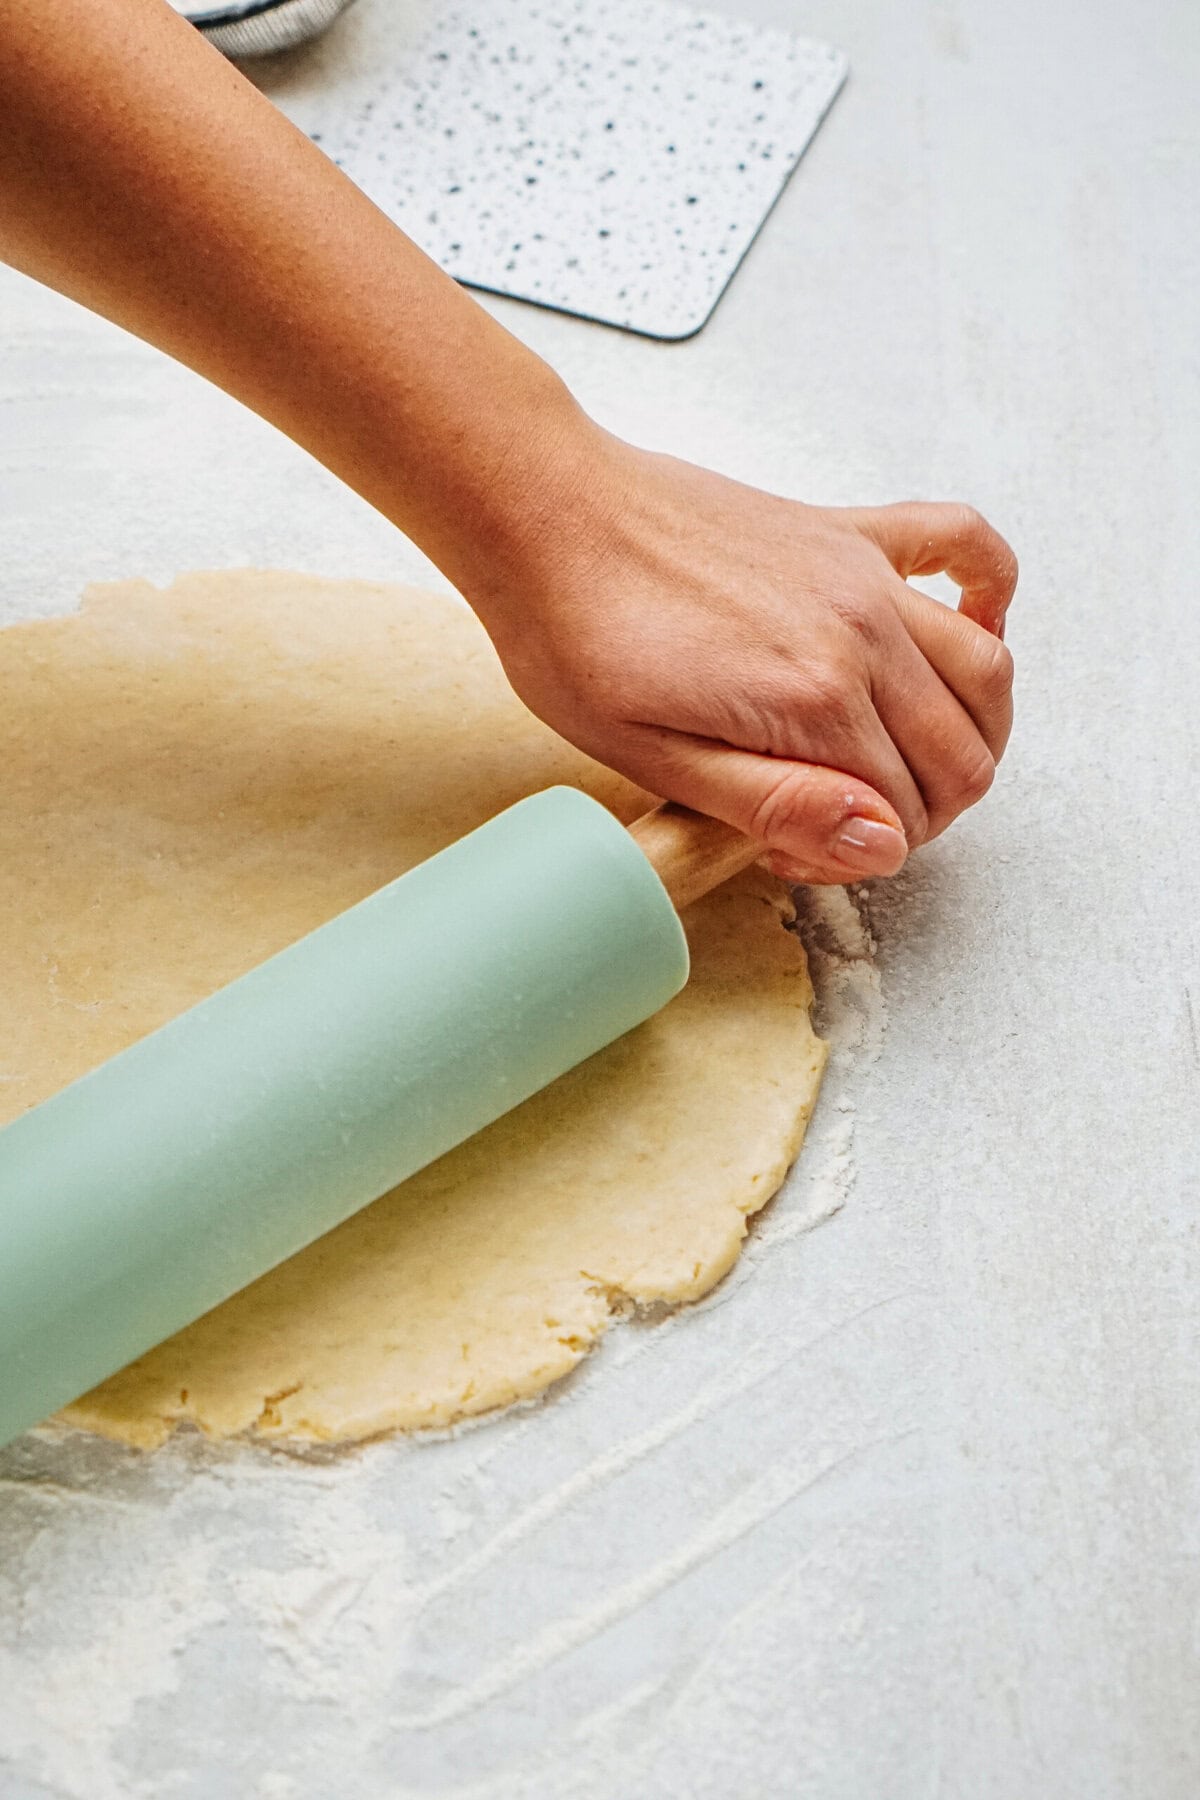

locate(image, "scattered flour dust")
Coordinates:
0 880 883 1800
751 877 885 1248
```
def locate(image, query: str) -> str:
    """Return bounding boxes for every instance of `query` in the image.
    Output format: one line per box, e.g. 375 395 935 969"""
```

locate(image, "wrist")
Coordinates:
426 368 615 633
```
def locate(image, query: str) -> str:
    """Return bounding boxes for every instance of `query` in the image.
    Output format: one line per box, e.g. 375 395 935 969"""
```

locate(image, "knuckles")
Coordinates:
952 746 996 807
948 501 1019 592
945 501 987 542
970 631 1015 700
824 579 897 652
745 767 830 848
788 662 864 736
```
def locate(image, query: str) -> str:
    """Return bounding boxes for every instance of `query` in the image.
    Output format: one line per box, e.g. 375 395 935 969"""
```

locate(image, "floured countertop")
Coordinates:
1 883 879 1798
1 0 1198 1794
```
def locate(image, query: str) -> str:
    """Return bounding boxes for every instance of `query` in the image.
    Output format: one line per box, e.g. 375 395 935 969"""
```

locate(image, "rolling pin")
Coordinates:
0 788 760 1448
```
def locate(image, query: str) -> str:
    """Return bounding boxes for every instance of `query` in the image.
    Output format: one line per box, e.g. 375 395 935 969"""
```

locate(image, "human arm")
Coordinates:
0 0 1017 882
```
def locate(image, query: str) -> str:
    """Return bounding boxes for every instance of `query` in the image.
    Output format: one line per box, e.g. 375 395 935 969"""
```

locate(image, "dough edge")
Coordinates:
0 572 828 1450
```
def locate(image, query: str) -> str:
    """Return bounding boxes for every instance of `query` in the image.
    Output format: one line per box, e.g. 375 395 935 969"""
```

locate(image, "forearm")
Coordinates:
0 0 1018 882
0 0 589 605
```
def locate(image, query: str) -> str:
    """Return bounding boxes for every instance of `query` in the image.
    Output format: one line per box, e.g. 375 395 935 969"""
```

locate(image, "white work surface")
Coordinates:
1 1 1197 1794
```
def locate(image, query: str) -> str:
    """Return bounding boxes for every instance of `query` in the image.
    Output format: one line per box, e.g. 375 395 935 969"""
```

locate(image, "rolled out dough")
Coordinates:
0 572 826 1446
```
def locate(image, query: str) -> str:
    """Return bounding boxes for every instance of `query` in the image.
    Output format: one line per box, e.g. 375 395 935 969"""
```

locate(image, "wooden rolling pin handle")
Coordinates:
627 802 763 912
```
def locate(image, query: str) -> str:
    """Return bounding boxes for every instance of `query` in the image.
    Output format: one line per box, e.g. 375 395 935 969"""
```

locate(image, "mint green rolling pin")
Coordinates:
0 787 758 1448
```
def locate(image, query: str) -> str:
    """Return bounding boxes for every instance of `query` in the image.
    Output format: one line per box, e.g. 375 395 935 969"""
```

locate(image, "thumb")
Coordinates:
629 733 909 884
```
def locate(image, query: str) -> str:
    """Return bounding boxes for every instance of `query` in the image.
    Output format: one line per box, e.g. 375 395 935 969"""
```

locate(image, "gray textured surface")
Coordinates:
1 0 1198 1794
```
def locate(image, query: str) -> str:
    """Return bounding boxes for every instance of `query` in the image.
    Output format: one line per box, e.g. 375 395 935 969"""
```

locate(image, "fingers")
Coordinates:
890 582 1015 760
661 676 930 849
870 635 997 841
618 729 910 884
811 707 930 849
846 500 1019 637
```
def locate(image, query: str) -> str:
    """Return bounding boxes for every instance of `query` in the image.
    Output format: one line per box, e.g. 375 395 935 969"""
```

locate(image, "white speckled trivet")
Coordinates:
311 0 847 338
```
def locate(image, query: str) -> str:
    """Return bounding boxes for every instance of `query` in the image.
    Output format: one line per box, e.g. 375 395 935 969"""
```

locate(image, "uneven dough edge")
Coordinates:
0 571 828 1449
62 885 827 1451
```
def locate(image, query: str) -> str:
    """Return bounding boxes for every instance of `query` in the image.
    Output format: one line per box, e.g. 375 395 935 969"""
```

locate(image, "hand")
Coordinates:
0 0 1014 885
471 427 1018 885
